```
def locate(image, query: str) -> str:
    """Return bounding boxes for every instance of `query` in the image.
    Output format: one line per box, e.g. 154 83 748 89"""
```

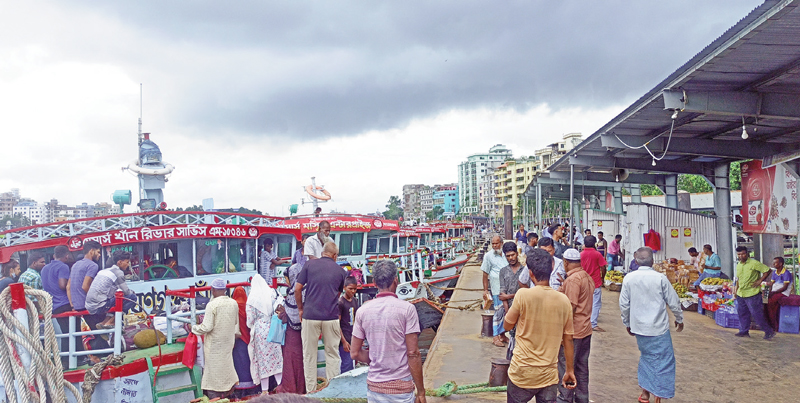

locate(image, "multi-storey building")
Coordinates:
492 133 584 220
420 187 434 214
432 185 459 217
457 144 512 215
12 201 45 224
0 191 20 218
402 184 426 221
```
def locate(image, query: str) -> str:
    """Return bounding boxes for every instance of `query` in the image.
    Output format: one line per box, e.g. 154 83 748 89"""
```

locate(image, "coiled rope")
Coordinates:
0 286 81 403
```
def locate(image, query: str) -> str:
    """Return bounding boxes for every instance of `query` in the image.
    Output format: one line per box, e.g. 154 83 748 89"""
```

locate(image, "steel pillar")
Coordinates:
569 165 575 247
613 187 623 214
713 163 734 278
536 183 542 229
665 175 678 209
630 184 642 204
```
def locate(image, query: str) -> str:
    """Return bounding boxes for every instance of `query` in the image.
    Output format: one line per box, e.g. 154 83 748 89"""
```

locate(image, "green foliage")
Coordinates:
426 206 445 221
383 195 403 220
1 214 31 228
730 160 743 191
235 207 263 216
640 185 663 196
677 175 713 193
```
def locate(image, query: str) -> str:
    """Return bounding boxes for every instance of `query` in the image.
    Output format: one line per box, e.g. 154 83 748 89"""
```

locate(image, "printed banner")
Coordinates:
276 216 400 233
740 160 798 235
69 224 265 251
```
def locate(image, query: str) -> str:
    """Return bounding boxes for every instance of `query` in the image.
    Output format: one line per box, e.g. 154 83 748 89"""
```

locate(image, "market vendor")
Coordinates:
688 248 703 270
693 244 728 287
766 257 793 330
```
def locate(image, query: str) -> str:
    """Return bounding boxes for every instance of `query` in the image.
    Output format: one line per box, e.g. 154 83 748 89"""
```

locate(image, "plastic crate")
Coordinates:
704 309 716 320
779 305 800 334
715 308 740 329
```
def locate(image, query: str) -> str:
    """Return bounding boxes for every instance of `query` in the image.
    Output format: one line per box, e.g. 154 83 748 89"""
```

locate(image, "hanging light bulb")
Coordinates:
652 159 657 166
741 116 749 140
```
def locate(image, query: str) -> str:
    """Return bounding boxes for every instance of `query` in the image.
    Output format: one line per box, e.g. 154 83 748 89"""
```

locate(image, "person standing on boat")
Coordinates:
338 276 359 373
232 286 257 396
41 245 74 359
304 221 332 260
260 238 281 287
277 263 307 395
0 259 21 293
482 235 510 347
515 224 528 253
504 248 576 403
192 278 240 399
85 251 137 329
350 259 426 403
295 241 347 392
18 252 45 291
292 234 312 268
247 274 285 393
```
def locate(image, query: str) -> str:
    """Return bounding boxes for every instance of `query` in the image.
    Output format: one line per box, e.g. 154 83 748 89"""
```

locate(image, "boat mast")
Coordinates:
138 83 143 147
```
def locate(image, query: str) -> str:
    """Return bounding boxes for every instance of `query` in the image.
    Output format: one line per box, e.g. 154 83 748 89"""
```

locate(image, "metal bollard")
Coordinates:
481 311 494 338
489 358 511 386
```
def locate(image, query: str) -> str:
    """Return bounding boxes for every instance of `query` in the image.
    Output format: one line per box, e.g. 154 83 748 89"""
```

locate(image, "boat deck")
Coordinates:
422 256 800 402
69 342 185 372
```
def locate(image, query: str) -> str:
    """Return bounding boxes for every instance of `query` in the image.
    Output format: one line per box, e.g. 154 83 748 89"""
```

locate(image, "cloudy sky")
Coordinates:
0 0 762 216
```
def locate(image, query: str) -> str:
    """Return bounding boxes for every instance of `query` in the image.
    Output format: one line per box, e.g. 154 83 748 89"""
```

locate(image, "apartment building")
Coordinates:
457 144 512 215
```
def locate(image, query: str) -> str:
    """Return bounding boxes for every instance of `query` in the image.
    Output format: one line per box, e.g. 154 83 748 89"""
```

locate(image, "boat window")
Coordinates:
338 233 364 256
236 239 257 272
366 237 378 254
140 240 194 281
103 244 143 281
379 237 390 253
195 239 223 275
276 235 294 258
399 237 408 253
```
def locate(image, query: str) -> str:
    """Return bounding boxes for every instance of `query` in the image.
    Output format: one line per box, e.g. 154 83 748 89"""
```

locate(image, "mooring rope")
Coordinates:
0 286 81 403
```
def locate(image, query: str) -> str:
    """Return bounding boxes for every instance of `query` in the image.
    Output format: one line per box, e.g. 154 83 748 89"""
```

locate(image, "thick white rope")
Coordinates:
0 286 81 403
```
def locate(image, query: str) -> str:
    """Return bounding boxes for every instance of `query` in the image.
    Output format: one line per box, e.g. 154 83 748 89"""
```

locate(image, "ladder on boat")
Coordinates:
146 355 202 403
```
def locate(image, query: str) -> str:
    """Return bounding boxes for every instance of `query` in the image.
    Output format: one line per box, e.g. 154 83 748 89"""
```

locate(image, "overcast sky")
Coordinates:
0 0 762 216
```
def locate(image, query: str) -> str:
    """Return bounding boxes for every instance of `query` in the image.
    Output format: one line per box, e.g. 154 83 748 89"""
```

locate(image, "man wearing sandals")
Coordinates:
620 247 684 403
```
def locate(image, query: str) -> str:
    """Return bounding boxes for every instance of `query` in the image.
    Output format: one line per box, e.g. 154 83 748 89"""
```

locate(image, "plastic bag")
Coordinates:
182 333 198 368
267 314 287 345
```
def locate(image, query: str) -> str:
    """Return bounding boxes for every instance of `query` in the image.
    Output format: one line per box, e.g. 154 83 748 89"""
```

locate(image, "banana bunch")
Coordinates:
605 271 625 283
701 277 727 286
673 283 689 298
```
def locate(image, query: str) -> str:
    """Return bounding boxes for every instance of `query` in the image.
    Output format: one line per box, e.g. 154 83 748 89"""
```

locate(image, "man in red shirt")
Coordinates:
580 236 607 332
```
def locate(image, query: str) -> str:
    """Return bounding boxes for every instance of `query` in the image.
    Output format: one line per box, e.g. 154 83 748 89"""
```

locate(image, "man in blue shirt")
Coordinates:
515 224 527 253
41 245 74 361
693 244 729 287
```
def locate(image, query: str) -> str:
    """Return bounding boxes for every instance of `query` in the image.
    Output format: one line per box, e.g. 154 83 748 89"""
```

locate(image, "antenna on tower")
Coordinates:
137 83 143 146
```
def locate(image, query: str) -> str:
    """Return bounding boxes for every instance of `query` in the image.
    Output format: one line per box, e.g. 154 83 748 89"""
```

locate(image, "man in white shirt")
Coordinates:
619 247 684 403
304 220 332 260
481 235 510 347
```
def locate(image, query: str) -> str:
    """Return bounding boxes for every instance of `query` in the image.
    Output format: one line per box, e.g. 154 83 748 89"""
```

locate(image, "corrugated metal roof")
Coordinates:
550 0 800 175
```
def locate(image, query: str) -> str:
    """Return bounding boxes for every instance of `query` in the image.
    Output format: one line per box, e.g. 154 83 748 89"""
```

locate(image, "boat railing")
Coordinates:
163 282 250 344
38 288 126 370
0 211 285 248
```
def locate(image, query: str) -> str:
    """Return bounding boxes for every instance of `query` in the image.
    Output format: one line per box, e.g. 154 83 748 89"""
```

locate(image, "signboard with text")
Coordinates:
740 160 798 235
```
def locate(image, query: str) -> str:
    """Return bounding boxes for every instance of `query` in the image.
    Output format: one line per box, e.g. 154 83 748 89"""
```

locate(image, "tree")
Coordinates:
640 185 663 196
426 206 445 221
677 175 713 193
383 195 403 220
1 214 31 229
175 205 204 212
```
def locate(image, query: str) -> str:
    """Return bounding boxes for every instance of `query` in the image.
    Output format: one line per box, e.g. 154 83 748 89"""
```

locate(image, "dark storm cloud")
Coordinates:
70 0 762 139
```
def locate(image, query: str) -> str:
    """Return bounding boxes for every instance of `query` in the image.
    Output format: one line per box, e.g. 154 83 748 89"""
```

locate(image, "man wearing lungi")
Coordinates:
619 247 684 403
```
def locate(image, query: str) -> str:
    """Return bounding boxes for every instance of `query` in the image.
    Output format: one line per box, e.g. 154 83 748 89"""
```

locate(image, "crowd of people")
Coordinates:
191 220 428 402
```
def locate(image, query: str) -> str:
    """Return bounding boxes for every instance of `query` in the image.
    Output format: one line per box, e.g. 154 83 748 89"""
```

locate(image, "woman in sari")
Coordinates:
247 275 284 393
232 287 258 396
276 263 306 394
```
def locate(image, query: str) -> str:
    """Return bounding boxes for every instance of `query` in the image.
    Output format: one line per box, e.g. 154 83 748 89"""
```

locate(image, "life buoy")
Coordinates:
306 184 331 200
127 160 175 176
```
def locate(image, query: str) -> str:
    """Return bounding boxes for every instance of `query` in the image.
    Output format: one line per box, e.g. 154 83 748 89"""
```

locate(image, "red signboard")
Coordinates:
275 216 400 233
740 160 798 235
69 224 285 251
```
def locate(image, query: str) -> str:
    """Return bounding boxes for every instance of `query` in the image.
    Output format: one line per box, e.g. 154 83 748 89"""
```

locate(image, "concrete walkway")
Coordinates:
423 257 800 402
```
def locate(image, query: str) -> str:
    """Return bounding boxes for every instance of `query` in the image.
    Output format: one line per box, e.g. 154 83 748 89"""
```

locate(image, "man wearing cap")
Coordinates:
557 249 595 403
192 278 241 399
